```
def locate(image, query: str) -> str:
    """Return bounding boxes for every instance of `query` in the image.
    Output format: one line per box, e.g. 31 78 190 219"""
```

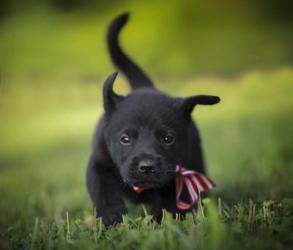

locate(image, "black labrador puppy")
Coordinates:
86 13 220 226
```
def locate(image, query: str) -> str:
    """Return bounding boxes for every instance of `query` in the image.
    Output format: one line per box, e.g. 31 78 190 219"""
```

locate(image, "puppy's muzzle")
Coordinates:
125 154 173 189
131 154 162 176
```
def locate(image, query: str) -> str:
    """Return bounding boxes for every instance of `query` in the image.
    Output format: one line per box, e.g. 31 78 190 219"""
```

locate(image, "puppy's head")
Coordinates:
103 73 220 189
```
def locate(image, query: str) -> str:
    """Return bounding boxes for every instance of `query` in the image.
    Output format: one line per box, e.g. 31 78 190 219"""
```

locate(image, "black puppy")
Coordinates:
86 13 220 226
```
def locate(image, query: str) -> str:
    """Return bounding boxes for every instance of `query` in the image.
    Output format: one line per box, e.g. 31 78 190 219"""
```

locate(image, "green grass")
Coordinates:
1 67 293 249
5 199 293 250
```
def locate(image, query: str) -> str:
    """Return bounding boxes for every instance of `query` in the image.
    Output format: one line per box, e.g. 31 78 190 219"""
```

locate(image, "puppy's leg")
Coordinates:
86 157 127 226
150 188 185 222
151 199 186 222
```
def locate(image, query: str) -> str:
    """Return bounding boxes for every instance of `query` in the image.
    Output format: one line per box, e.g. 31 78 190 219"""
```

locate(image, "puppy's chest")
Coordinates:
121 182 176 204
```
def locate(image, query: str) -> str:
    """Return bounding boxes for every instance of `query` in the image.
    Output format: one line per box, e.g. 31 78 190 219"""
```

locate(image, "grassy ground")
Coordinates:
0 67 293 249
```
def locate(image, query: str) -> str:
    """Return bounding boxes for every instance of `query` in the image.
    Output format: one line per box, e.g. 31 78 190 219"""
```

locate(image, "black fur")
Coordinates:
86 13 220 226
107 13 154 89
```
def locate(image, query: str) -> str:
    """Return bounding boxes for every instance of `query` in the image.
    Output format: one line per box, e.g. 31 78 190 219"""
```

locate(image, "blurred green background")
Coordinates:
0 0 293 249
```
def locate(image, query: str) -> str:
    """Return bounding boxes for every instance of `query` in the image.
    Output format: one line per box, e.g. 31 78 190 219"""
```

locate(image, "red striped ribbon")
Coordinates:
133 164 216 210
175 164 216 210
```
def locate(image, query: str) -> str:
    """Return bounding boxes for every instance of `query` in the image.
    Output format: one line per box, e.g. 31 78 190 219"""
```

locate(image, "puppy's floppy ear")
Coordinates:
179 95 220 116
103 72 124 114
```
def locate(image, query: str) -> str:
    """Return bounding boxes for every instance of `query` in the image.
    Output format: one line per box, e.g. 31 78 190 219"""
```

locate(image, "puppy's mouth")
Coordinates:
127 180 162 190
122 164 176 190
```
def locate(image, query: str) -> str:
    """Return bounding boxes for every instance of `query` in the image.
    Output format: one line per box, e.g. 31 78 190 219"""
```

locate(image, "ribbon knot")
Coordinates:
175 164 215 210
133 164 216 210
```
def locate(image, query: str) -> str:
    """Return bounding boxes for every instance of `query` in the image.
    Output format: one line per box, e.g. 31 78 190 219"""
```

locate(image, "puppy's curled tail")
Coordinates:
107 12 154 89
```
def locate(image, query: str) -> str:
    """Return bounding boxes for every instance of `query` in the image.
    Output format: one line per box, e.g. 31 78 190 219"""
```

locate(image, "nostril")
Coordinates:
138 164 155 173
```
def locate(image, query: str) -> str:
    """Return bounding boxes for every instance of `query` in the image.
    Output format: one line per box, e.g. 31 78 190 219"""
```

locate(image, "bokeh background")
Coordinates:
0 0 293 248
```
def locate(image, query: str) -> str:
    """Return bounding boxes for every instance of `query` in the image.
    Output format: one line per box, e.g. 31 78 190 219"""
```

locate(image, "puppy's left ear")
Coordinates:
179 95 220 116
103 72 124 114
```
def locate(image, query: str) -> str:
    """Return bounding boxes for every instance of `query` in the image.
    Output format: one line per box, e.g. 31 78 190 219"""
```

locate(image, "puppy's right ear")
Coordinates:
103 72 124 114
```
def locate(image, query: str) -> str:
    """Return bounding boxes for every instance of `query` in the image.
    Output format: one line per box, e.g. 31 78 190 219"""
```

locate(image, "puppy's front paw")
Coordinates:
101 212 124 227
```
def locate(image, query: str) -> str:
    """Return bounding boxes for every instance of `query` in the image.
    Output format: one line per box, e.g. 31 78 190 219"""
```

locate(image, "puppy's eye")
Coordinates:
120 134 131 145
162 134 175 145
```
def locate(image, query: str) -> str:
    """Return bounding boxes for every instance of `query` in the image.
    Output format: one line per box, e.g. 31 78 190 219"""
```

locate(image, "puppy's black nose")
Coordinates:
138 160 156 173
